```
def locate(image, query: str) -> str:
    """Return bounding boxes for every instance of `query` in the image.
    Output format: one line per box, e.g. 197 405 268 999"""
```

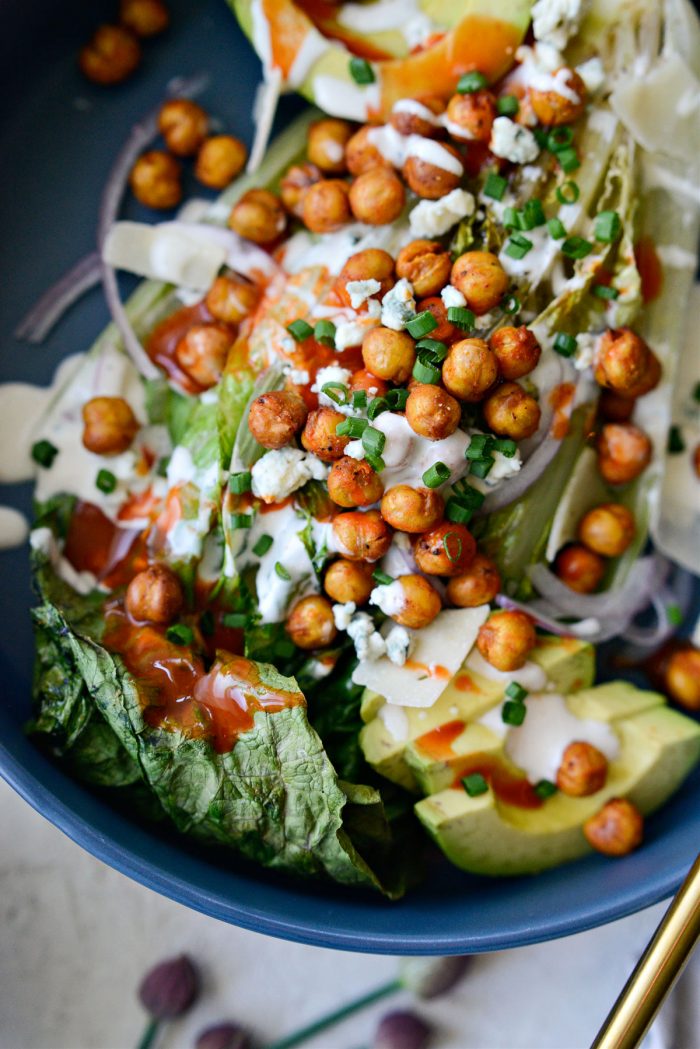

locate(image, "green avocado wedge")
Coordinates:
415 683 700 876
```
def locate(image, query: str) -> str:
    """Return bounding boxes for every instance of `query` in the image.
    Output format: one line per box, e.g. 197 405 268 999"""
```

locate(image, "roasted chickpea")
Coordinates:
594 328 652 395
414 521 476 577
445 90 496 142
416 296 459 343
345 125 392 176
119 0 169 37
307 118 353 174
285 595 337 651
324 558 375 605
349 168 405 226
476 610 536 672
623 349 662 399
390 97 444 137
175 323 231 388
405 384 461 441
279 162 323 218
228 188 286 244
599 388 636 423
489 326 541 380
248 390 308 450
302 179 352 233
554 543 606 594
205 274 260 325
451 251 509 315
327 457 384 507
403 142 463 199
332 509 393 562
362 327 416 383
82 396 139 455
392 574 442 629
337 249 395 307
597 423 652 485
195 135 247 189
530 68 587 126
158 98 208 157
446 553 501 607
78 24 141 85
578 503 636 558
125 563 183 624
665 647 700 711
483 382 541 441
349 368 389 399
442 338 498 402
380 486 444 533
583 798 643 856
396 240 452 298
301 407 349 461
129 150 182 209
556 742 608 797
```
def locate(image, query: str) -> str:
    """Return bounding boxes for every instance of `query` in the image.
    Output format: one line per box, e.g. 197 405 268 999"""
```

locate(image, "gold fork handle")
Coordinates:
591 853 700 1049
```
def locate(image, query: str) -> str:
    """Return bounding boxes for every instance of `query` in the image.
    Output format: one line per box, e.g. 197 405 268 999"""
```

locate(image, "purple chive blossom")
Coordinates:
138 954 200 1019
374 1010 433 1049
194 1022 254 1049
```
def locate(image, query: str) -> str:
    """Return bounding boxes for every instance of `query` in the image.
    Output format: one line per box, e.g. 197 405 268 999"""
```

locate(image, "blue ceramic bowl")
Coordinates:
0 0 698 954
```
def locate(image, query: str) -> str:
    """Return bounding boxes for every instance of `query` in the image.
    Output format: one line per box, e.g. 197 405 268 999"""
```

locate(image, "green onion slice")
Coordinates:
406 310 438 339
321 381 348 405
166 624 194 646
31 439 58 468
422 462 451 488
372 569 394 586
556 180 579 205
286 319 314 342
95 468 117 494
553 332 577 357
230 471 252 494
447 306 475 331
274 561 292 580
222 612 247 628
496 94 519 117
362 425 386 457
483 172 508 200
314 319 337 346
463 772 489 796
457 70 488 93
349 57 375 84
252 534 273 556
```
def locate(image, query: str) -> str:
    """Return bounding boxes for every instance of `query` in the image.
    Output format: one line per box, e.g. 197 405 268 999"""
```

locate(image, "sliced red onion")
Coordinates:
528 555 669 619
620 568 694 649
14 251 103 344
496 594 603 638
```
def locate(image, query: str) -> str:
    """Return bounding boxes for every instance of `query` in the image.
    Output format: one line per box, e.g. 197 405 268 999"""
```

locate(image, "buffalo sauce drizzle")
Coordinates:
147 300 225 394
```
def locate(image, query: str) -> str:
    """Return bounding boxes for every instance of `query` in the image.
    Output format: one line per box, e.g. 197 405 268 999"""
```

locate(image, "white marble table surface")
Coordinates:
1 777 697 1049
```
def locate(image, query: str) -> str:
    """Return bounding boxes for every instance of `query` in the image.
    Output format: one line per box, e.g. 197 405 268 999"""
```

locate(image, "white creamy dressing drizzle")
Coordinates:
281 220 413 276
512 43 582 103
346 411 471 490
367 125 464 176
378 701 410 741
0 507 29 550
29 526 99 595
466 648 549 692
313 76 382 122
392 98 441 125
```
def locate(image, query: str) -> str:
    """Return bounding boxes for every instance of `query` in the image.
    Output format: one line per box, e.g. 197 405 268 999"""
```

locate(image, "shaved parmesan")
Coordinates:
611 54 700 163
103 221 226 290
352 606 490 708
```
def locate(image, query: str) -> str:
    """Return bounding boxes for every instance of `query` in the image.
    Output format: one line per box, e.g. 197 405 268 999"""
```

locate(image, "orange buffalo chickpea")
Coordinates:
396 240 452 298
175 323 231 388
416 296 459 343
451 251 509 315
349 168 405 226
307 118 353 174
403 142 463 199
554 544 606 594
414 522 476 577
380 485 444 533
594 328 652 395
248 390 308 449
195 135 247 189
597 423 652 485
82 396 139 455
345 125 392 176
476 610 536 672
332 509 393 562
442 338 498 402
337 249 395 306
406 384 461 441
228 188 286 244
125 564 183 625
324 558 375 605
391 574 442 629
349 368 389 399
530 68 587 126
483 382 541 440
445 90 497 142
584 798 644 856
79 24 141 85
362 327 415 383
623 349 662 399
286 595 337 650
279 162 322 218
446 553 501 608
578 503 636 558
556 742 608 797
205 274 260 325
390 97 444 137
301 407 349 461
327 457 384 507
129 151 182 209
158 99 208 157
302 179 352 233
665 647 700 711
489 326 542 381
119 0 169 37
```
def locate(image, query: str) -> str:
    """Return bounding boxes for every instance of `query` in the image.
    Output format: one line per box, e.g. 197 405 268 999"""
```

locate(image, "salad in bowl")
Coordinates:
23 0 700 897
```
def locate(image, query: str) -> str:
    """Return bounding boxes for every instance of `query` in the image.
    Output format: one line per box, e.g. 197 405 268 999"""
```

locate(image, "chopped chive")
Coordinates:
349 56 375 84
469 457 494 479
496 94 519 117
505 681 528 702
594 210 622 243
445 499 474 524
166 624 194 646
556 147 580 173
314 319 337 346
502 699 527 726
463 772 489 797
406 310 438 339
447 306 475 331
547 217 566 239
483 172 508 200
336 417 368 438
457 70 488 93
222 612 247 628
534 779 558 799
561 236 593 260
31 439 58 468
667 425 685 454
492 438 517 457
416 338 448 361
231 512 252 528
465 434 494 460
667 603 683 626
505 234 533 260
553 331 577 357
547 126 573 151
385 387 410 410
521 199 545 229
274 561 291 581
503 206 520 230
364 453 386 473
351 389 367 410
321 381 348 405
156 455 170 478
413 357 442 384
253 533 273 556
362 425 385 457
286 318 314 341
367 396 389 420
533 126 550 149
423 461 451 488
230 470 252 494
95 468 117 494
592 284 619 300
443 532 464 562
372 569 394 586
199 610 215 636
503 294 520 314
556 180 579 205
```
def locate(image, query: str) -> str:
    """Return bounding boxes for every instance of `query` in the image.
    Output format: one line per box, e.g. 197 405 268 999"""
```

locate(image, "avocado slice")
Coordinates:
359 635 595 792
415 683 700 876
229 0 532 120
